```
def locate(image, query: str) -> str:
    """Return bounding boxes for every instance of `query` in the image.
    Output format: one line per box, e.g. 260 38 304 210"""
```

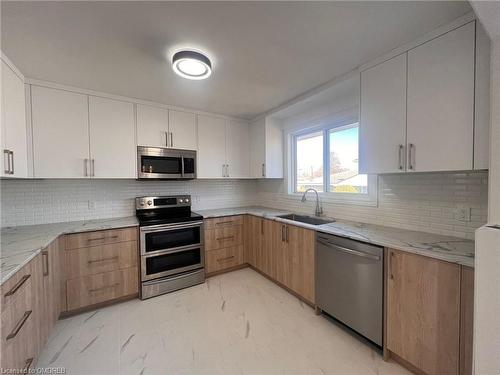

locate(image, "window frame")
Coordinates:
289 120 378 207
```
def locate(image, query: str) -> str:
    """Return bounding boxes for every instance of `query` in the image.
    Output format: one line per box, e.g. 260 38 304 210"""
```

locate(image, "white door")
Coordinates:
136 104 169 148
407 22 475 172
197 114 226 178
359 54 407 174
250 119 266 178
89 96 136 178
32 86 90 178
1 59 28 178
226 120 250 178
168 110 197 150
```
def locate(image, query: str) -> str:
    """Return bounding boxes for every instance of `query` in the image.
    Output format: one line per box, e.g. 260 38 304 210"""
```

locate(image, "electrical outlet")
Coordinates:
454 207 471 222
88 200 95 210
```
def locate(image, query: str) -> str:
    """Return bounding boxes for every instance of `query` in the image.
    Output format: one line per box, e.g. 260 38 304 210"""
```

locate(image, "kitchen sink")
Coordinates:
277 214 335 226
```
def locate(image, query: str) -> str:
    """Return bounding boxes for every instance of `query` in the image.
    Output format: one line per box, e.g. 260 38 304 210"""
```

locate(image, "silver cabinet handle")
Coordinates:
286 226 289 243
222 164 226 177
398 145 404 171
90 159 95 177
408 143 414 171
42 250 49 276
84 158 89 177
170 132 174 147
9 151 14 175
165 131 169 147
261 163 265 177
226 164 229 178
4 149 11 174
281 225 285 242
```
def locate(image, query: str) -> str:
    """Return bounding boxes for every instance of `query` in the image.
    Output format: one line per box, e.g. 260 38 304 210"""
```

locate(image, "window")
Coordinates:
292 122 376 204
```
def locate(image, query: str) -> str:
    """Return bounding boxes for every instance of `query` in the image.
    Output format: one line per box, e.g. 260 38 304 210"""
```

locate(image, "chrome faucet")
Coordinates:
301 188 323 217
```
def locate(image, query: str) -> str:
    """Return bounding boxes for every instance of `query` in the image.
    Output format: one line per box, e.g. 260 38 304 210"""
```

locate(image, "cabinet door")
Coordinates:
387 249 460 375
197 115 226 178
460 266 474 375
284 225 315 303
249 120 266 178
136 104 169 148
168 110 197 150
244 215 261 267
407 22 475 172
226 120 250 178
359 54 407 174
32 86 89 178
89 96 135 178
1 59 28 178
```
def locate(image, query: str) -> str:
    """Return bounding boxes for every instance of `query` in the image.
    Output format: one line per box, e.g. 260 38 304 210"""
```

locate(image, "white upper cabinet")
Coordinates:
359 54 407 174
197 114 227 178
249 117 283 178
168 110 197 150
32 86 90 178
1 57 28 178
136 104 169 148
360 21 485 174
406 22 475 172
226 120 250 178
137 104 197 150
89 96 135 178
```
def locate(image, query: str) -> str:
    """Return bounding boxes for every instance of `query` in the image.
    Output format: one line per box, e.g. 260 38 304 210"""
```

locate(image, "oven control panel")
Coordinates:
136 195 191 209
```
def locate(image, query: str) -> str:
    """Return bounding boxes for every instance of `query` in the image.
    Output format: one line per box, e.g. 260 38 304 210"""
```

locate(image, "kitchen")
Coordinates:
1 2 499 375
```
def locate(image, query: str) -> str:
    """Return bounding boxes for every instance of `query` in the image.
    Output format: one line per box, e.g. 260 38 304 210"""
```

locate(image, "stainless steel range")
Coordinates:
136 195 205 299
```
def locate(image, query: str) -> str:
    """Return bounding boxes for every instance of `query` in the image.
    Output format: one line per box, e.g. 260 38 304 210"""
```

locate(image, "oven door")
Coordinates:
140 221 203 256
141 246 204 281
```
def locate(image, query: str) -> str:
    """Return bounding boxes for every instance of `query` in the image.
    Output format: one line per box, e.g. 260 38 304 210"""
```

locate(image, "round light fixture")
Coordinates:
172 50 212 80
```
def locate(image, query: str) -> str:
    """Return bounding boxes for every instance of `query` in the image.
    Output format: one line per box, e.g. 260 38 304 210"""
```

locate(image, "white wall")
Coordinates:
0 179 257 227
488 42 500 224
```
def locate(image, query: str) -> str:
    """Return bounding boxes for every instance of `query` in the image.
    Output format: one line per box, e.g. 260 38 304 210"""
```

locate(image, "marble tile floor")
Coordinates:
37 268 410 375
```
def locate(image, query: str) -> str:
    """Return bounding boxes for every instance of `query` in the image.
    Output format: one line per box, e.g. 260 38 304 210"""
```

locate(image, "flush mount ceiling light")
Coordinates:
172 50 212 80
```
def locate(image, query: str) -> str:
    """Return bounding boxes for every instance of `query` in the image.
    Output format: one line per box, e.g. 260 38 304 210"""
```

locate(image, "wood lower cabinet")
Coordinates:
66 267 138 311
63 227 139 313
460 266 474 375
246 218 315 304
386 248 461 375
205 216 244 274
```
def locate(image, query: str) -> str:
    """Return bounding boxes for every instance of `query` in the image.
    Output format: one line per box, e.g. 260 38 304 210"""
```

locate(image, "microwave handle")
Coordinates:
181 156 185 177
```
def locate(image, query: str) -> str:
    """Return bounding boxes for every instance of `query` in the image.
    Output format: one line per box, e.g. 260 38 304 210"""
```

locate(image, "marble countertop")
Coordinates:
1 206 475 285
195 206 475 268
1 217 138 285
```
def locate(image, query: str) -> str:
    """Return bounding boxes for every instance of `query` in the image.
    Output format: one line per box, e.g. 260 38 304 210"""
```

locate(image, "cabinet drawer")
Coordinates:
205 225 243 251
1 279 34 344
66 241 138 279
206 245 243 274
0 307 36 372
65 227 138 250
66 267 138 311
1 261 33 313
204 215 244 229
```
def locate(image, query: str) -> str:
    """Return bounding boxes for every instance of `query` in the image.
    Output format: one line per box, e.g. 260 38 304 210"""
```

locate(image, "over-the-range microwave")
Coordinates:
137 146 196 180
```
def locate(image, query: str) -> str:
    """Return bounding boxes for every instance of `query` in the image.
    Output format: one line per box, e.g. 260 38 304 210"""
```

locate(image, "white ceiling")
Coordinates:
1 1 471 120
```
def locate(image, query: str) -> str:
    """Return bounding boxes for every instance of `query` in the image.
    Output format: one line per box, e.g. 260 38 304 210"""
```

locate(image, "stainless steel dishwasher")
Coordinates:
316 232 383 346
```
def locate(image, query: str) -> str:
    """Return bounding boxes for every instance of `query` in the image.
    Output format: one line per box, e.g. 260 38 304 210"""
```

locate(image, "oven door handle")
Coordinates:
142 243 203 258
140 221 203 233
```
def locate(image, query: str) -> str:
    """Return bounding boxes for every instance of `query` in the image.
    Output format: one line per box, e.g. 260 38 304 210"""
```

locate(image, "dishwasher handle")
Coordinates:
317 238 381 261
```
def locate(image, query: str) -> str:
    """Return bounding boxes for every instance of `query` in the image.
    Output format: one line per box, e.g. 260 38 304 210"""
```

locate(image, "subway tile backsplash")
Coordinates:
0 179 257 227
256 171 488 240
1 171 488 239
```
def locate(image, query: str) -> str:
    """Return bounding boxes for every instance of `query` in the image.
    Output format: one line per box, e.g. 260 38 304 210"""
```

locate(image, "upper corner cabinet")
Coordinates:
249 117 283 178
1 57 28 178
136 104 197 150
360 21 488 174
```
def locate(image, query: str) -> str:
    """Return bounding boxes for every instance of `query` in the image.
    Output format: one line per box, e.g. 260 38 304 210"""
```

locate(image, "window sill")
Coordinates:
287 192 378 208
